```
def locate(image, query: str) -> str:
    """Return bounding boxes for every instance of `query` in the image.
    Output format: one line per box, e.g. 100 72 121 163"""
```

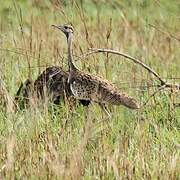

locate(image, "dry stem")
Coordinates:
81 48 179 108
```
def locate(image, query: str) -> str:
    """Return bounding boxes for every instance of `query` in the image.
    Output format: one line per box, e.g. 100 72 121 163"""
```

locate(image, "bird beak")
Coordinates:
52 25 64 32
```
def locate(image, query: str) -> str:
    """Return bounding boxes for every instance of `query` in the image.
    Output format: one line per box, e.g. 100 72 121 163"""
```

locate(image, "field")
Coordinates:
0 0 180 179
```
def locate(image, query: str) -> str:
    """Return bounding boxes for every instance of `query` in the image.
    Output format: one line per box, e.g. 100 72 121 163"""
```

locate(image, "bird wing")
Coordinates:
34 66 68 97
71 71 139 109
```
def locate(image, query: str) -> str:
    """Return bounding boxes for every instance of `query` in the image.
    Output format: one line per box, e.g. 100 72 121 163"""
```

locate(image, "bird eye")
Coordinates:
64 26 68 29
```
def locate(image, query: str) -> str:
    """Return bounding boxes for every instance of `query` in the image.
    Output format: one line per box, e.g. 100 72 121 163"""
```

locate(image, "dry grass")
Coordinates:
0 0 180 179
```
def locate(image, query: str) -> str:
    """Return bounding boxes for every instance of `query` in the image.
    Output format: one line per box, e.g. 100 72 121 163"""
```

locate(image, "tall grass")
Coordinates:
0 0 179 179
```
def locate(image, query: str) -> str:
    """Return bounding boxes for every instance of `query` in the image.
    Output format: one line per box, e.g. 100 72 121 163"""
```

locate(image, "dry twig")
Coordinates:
86 48 179 90
80 48 179 107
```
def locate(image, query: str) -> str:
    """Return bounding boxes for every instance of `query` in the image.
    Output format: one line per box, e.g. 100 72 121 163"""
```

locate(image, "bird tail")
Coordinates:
113 92 140 109
14 82 24 102
100 87 140 109
14 79 33 109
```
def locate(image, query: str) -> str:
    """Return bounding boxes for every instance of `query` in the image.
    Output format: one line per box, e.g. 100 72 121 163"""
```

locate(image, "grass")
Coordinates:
0 0 180 179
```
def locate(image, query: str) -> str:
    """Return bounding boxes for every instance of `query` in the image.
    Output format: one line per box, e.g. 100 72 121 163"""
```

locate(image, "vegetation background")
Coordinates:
0 0 179 179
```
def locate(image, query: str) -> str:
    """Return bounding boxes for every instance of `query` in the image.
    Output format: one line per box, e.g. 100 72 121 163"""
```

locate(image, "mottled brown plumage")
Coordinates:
34 66 69 103
69 71 139 109
15 66 90 108
34 66 90 106
53 24 139 109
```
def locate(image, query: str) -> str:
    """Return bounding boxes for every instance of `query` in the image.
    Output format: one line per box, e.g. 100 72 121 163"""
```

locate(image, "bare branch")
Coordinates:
81 48 180 108
87 48 166 85
84 48 180 91
78 48 180 107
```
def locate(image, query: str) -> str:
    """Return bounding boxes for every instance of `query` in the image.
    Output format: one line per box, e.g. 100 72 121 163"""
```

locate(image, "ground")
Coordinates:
0 0 179 179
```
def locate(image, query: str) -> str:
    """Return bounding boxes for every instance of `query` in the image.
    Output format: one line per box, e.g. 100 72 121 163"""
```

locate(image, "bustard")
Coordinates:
52 24 140 109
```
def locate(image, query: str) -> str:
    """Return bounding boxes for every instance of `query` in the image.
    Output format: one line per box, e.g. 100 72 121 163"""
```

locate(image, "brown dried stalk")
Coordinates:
86 48 179 90
80 48 179 108
84 48 164 83
0 77 15 113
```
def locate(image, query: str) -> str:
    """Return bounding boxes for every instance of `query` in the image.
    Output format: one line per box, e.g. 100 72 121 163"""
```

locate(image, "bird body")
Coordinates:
52 24 140 109
34 66 90 106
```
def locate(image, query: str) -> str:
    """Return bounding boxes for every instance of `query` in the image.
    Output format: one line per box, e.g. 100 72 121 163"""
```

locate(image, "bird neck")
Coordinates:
67 33 77 71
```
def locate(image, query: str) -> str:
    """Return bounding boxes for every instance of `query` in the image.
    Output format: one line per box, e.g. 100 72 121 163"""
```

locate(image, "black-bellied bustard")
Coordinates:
52 24 140 110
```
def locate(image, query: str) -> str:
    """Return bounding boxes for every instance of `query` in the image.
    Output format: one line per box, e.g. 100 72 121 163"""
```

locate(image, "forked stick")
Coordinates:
79 48 179 108
85 48 179 90
87 48 164 84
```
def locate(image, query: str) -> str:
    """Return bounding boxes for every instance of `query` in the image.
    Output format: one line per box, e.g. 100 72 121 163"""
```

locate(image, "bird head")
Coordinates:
52 24 74 38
